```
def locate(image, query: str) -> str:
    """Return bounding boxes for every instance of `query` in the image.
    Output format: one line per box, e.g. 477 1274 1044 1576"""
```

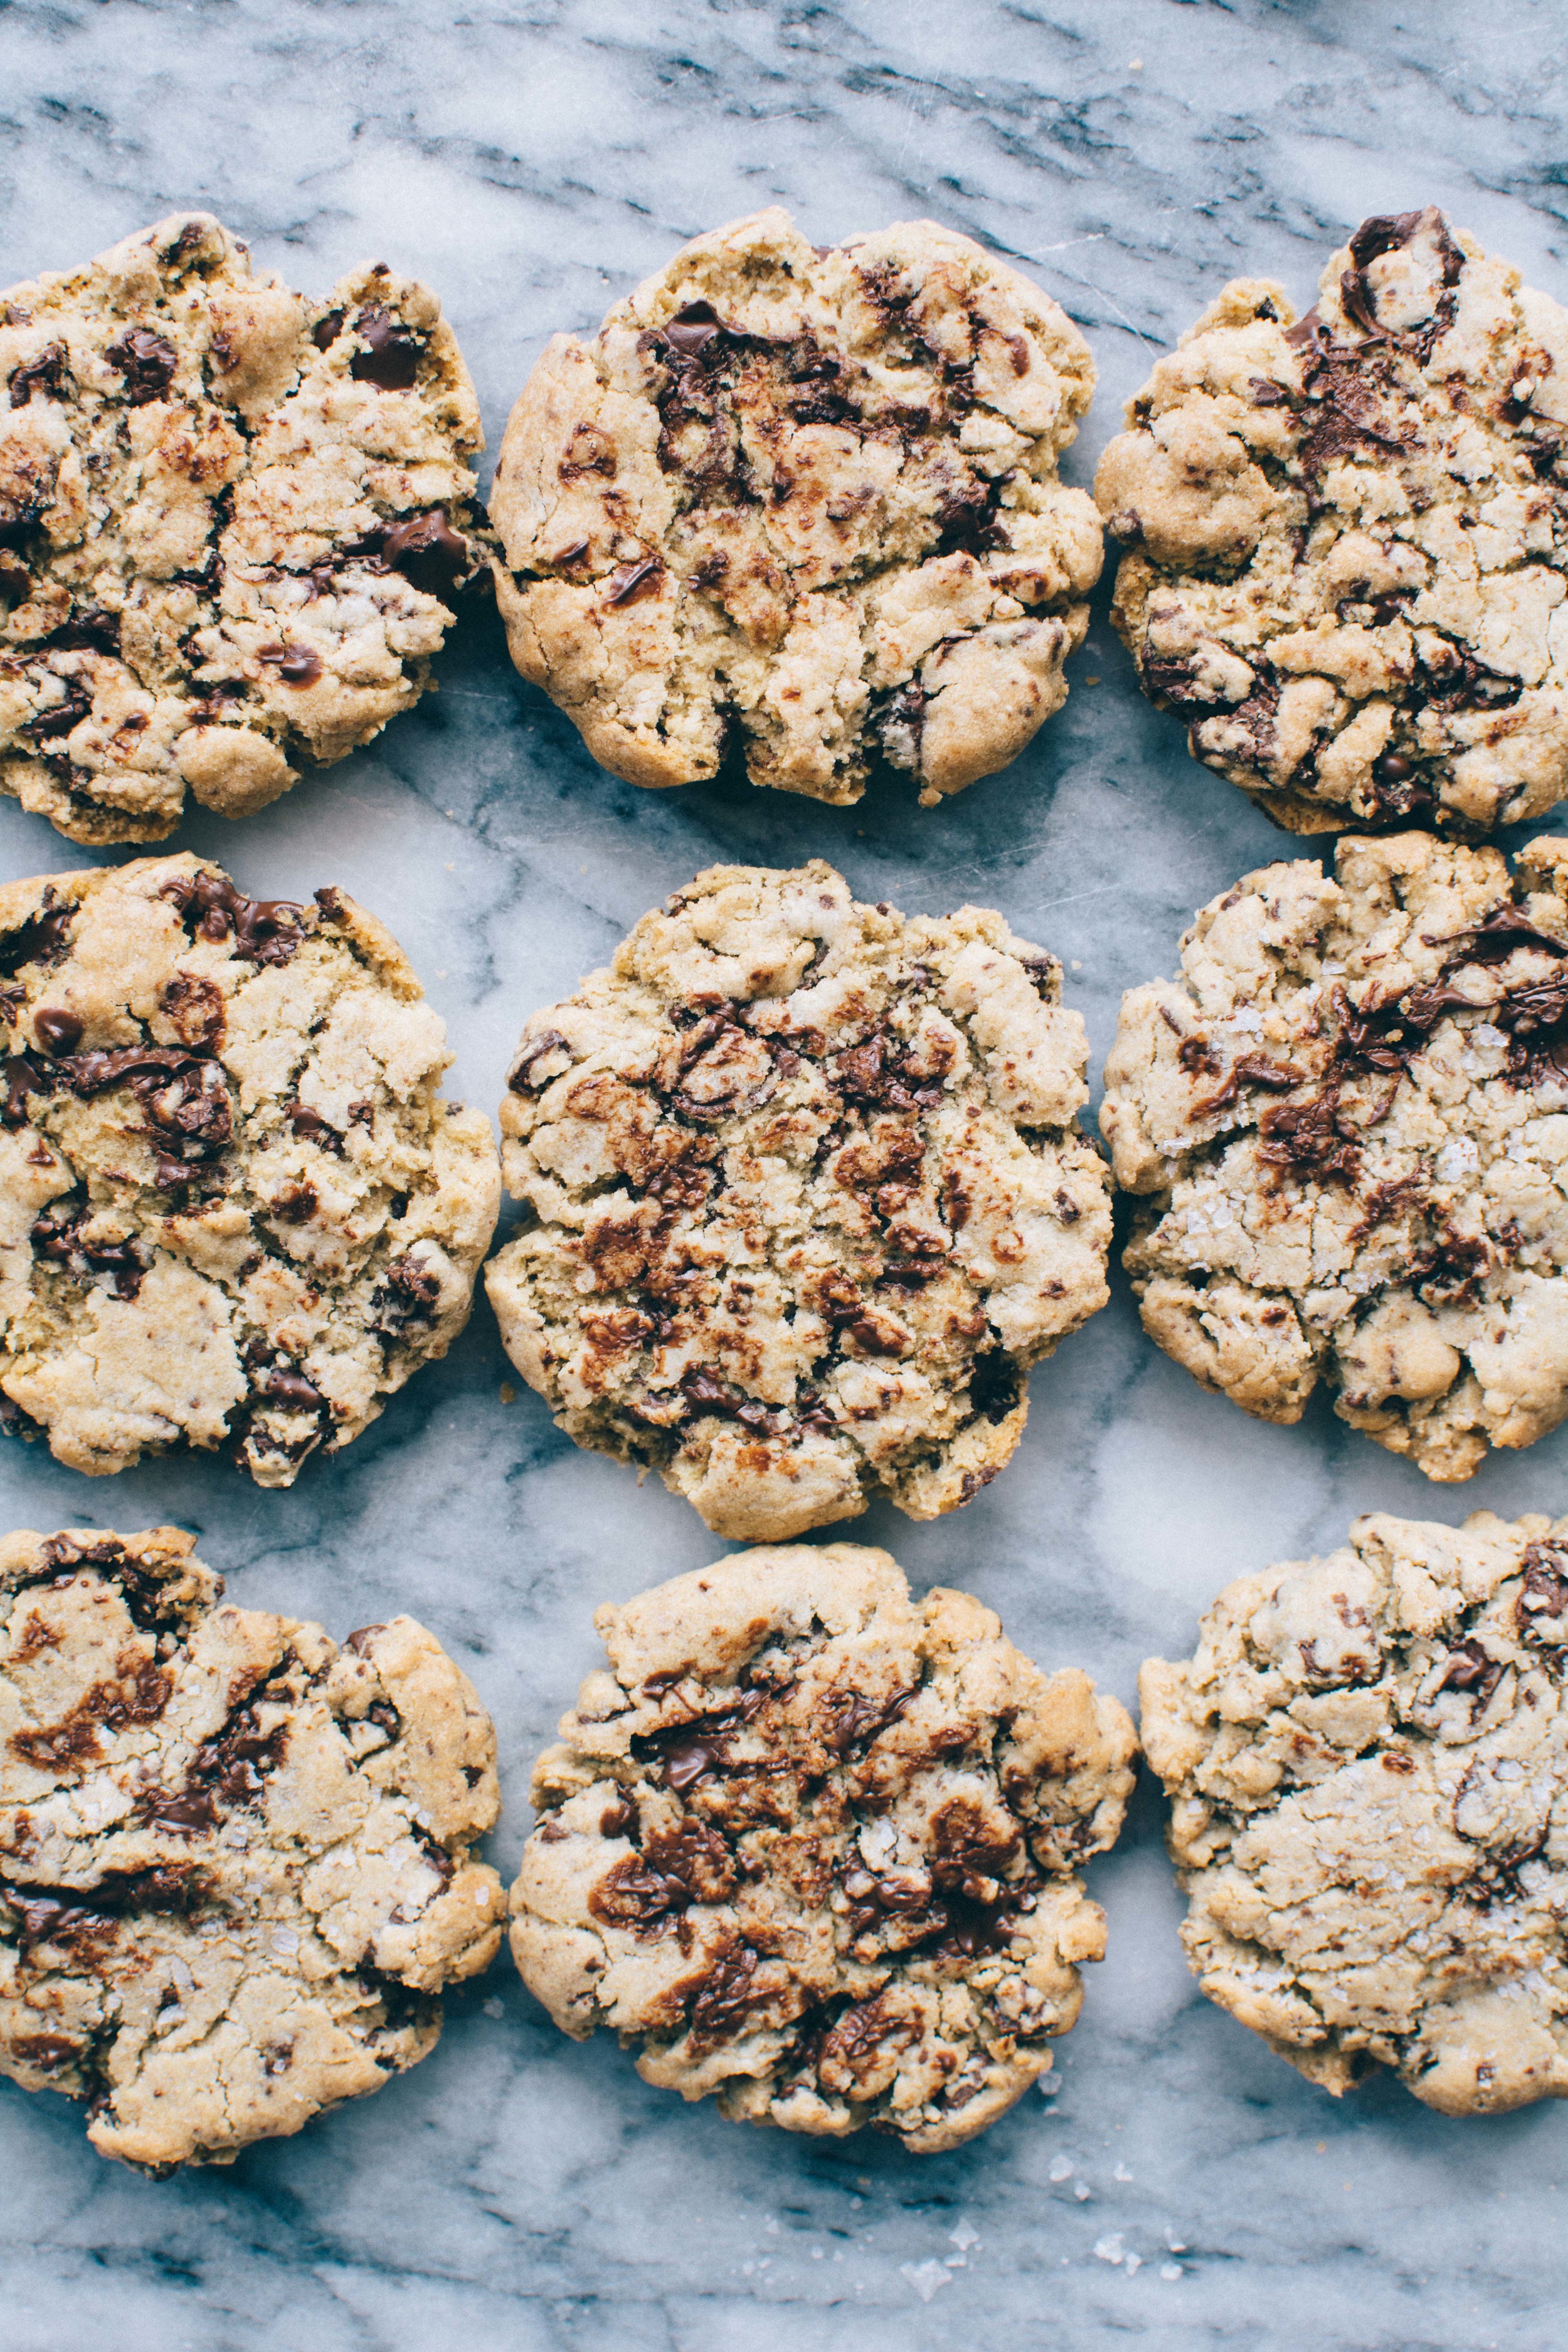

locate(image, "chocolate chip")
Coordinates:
661 302 726 361
381 507 469 599
285 1101 344 1153
160 871 305 967
603 556 664 608
9 342 72 408
257 640 322 686
348 306 423 390
32 1009 82 1058
312 308 346 352
105 324 179 405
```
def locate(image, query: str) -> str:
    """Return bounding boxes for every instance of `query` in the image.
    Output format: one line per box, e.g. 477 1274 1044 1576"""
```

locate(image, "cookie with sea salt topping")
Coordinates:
510 1542 1135 2151
1142 1508 1568 2114
1097 205 1568 836
484 859 1111 1539
0 853 499 1484
0 1524 502 2172
0 211 487 846
490 207 1102 806
1101 828 1568 1480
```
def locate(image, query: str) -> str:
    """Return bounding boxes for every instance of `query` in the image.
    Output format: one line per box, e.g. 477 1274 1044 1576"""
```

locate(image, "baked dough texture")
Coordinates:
1097 205 1568 836
0 1525 502 2172
0 211 487 845
485 861 1111 1539
0 854 500 1485
490 208 1102 805
1101 829 1568 1481
510 1542 1136 2151
1142 1509 1568 2116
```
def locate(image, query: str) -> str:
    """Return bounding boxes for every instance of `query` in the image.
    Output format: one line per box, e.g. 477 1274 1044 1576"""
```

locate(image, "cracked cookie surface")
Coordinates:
1101 829 1568 1481
511 1542 1135 2152
1142 1509 1568 2115
0 853 499 1484
0 1525 502 2172
1098 205 1568 835
491 208 1101 806
485 860 1111 1539
0 210 487 845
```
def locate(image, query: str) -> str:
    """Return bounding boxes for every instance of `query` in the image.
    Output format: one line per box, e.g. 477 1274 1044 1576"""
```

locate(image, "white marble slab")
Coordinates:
2 2 1567 2344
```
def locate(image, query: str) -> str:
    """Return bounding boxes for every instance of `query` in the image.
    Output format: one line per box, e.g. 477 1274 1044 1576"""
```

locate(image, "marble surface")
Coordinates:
3 1 1568 2344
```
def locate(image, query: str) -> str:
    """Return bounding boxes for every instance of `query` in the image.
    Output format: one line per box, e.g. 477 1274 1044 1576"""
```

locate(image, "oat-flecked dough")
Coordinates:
1097 206 1568 837
0 211 489 846
485 861 1111 1540
1143 1510 1568 2115
0 1525 503 2172
0 855 500 1485
490 208 1103 807
1101 830 1568 1482
511 1543 1135 2151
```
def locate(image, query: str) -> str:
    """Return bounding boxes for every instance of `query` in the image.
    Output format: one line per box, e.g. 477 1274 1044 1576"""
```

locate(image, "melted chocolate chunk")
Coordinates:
602 556 664 607
1433 904 1568 967
349 307 423 390
835 1027 944 1114
160 972 226 1052
160 871 305 966
1434 1638 1504 1709
687 1941 765 2048
1518 1544 1568 1645
967 1348 1021 1425
9 342 72 407
257 640 322 687
105 324 179 405
660 302 728 362
285 1100 344 1153
1257 1086 1362 1180
312 308 346 352
243 1343 329 1419
589 1820 737 1937
1332 981 1473 1074
509 1029 572 1093
1342 206 1464 347
371 1253 443 1337
33 1535 179 1633
20 683 91 744
30 1205 149 1300
1 1869 200 1956
381 507 469 599
818 1683 914 1756
140 1693 288 1834
31 1007 82 1057
677 1365 782 1436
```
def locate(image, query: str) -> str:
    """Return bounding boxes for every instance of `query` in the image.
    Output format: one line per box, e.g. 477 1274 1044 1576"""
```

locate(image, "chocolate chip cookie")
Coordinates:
0 1525 502 2172
0 211 487 845
1098 206 1568 835
1101 829 1568 1480
511 1542 1135 2151
1143 1508 1568 2114
485 861 1111 1539
491 208 1102 806
0 854 499 1484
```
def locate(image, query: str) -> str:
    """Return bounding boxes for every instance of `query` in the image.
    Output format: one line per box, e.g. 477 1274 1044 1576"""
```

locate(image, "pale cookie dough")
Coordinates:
0 1525 503 2172
1101 829 1568 1480
0 211 487 845
491 208 1102 806
485 860 1111 1539
511 1542 1135 2151
1098 205 1568 835
0 854 499 1485
1143 1509 1568 2115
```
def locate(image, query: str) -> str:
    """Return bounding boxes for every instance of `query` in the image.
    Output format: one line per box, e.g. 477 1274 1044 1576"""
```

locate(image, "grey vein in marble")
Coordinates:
3 2 1568 2346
